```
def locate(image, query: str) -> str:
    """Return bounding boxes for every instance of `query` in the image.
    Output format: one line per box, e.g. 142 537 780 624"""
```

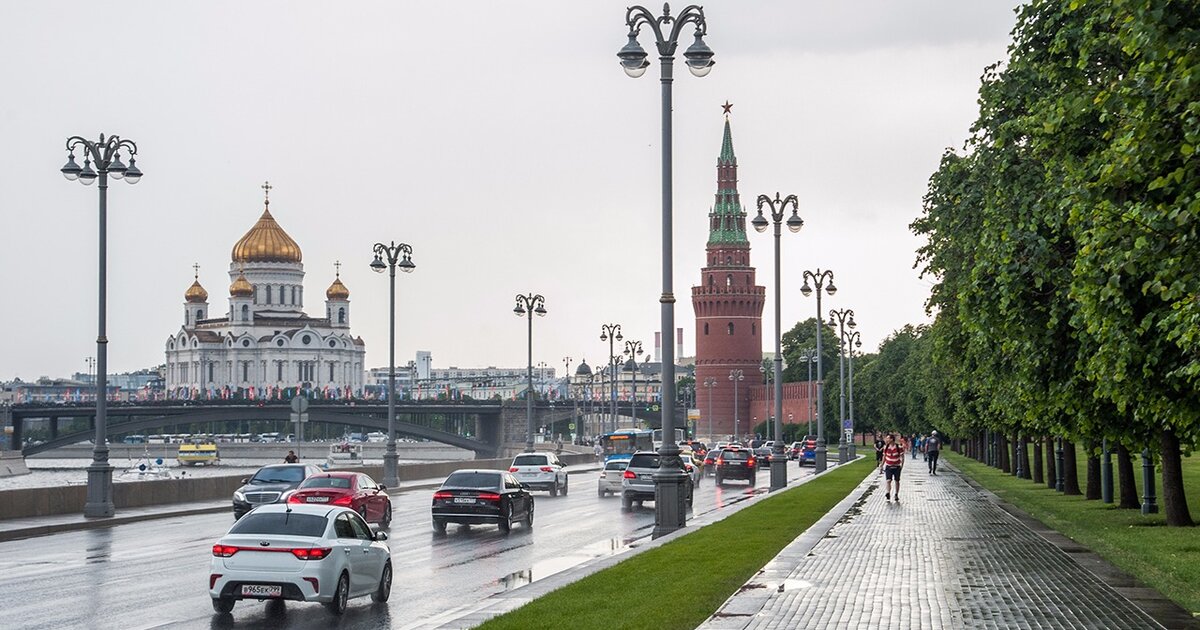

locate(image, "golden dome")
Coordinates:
229 272 254 297
184 279 209 303
326 276 350 300
231 205 302 263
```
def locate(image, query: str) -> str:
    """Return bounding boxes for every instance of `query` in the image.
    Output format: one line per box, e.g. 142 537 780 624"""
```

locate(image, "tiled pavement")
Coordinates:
699 462 1186 630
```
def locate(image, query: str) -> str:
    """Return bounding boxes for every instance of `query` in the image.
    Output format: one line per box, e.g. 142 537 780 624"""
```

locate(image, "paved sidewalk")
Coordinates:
700 462 1193 630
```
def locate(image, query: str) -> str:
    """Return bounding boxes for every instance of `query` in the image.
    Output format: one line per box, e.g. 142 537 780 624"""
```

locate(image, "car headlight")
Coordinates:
233 490 245 502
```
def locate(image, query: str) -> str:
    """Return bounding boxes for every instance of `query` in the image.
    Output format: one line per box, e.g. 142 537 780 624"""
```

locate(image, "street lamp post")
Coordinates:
703 377 716 443
752 192 803 491
829 308 856 465
729 369 744 443
845 330 861 458
514 294 547 452
61 133 143 518
564 357 574 442
802 348 818 437
624 340 643 427
370 241 416 487
801 269 837 472
600 324 623 433
619 1 714 539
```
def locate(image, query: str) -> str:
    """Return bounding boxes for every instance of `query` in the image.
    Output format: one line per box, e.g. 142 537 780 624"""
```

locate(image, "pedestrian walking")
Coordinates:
882 433 904 502
911 433 920 459
926 430 942 475
593 442 603 462
874 435 886 471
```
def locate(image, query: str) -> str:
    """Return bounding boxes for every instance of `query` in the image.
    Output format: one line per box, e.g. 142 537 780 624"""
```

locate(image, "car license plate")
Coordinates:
306 496 329 503
453 497 476 504
242 584 282 597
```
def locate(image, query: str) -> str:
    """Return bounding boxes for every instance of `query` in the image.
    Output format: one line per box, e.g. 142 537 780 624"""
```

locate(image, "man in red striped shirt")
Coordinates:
881 433 905 503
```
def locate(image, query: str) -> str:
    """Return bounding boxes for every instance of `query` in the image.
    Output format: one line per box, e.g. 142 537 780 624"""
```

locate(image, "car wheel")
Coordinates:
621 492 632 512
524 501 534 528
381 501 392 528
749 475 757 485
432 518 447 535
498 503 512 534
211 597 234 614
715 473 724 485
324 572 350 615
598 486 606 498
561 476 568 496
371 562 392 603
549 481 558 497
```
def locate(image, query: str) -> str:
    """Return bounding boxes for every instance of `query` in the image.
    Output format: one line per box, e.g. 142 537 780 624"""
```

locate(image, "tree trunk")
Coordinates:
1160 429 1195 527
1033 437 1044 484
1062 440 1081 495
1045 436 1057 490
999 434 1011 473
1085 439 1101 500
1019 435 1031 479
1116 444 1139 509
1011 434 1020 476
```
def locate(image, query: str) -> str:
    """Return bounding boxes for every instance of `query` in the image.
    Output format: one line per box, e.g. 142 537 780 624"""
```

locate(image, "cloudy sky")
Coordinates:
1 1 1021 380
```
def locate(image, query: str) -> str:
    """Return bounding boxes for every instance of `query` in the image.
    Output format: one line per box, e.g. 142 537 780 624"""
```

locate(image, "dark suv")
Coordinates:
620 451 694 512
714 446 757 486
231 463 323 518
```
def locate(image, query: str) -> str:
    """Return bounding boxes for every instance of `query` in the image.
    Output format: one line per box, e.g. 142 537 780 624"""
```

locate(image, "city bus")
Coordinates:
652 428 686 450
598 429 654 462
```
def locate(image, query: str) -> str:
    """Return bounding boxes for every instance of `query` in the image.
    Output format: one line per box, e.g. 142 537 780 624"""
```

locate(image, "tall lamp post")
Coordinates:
514 294 547 452
618 1 714 538
600 324 623 433
61 133 143 518
844 330 861 458
829 308 856 465
802 348 818 437
729 369 744 443
564 357 573 441
370 241 416 487
800 269 836 472
703 377 717 442
752 192 803 491
623 340 643 427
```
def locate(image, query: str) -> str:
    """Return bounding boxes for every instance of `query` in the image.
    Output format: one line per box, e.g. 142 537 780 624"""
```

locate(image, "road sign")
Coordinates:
568 423 575 430
290 397 309 414
842 419 852 430
844 429 853 442
290 412 309 424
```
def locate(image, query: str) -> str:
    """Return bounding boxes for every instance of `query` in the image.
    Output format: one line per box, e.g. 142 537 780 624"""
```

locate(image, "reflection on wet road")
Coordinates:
2 462 813 629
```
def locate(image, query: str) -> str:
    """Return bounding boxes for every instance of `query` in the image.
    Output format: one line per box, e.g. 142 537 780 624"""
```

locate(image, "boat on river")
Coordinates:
177 441 220 466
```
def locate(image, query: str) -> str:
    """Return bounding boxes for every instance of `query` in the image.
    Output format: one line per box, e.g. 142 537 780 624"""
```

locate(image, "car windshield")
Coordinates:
299 476 351 489
605 461 628 471
512 455 548 467
722 450 749 460
251 467 305 484
443 472 501 490
229 512 327 537
628 454 660 468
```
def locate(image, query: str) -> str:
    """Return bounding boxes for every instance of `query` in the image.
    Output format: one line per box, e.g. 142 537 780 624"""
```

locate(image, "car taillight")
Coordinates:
210 574 222 589
212 544 239 557
332 495 353 506
539 466 554 472
477 492 502 501
508 467 519 472
286 494 303 503
748 458 756 468
623 470 636 479
433 491 453 500
716 459 724 466
291 547 331 560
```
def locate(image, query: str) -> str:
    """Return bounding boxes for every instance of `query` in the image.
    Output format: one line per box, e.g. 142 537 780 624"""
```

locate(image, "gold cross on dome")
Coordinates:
193 262 200 279
334 260 342 277
262 181 272 205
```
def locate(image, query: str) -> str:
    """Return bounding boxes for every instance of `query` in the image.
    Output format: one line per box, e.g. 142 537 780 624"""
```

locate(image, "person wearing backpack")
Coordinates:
926 430 942 475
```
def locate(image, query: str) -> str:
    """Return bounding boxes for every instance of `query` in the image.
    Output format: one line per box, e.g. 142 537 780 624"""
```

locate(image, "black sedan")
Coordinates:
431 469 533 535
231 463 324 519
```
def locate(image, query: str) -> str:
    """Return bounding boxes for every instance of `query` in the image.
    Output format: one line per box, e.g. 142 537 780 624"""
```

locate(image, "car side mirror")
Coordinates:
241 478 248 484
378 484 387 491
375 531 389 541
520 482 530 490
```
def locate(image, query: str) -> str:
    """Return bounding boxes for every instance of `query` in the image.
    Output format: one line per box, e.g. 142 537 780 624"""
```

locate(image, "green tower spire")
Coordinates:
708 114 747 245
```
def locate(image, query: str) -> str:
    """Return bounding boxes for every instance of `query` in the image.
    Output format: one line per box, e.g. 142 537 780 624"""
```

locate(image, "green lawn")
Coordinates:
478 458 871 630
946 449 1200 616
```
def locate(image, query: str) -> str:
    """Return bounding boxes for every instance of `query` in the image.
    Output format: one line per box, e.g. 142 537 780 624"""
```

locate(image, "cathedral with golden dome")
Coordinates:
164 183 365 398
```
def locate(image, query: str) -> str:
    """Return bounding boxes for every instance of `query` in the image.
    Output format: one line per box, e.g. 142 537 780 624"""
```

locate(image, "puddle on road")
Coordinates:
492 535 644 592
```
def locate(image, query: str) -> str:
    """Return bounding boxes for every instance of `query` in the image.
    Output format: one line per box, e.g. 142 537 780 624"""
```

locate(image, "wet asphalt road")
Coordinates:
4 463 814 630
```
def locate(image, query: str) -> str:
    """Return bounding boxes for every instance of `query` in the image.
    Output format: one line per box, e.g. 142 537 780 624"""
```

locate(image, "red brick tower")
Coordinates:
692 110 765 441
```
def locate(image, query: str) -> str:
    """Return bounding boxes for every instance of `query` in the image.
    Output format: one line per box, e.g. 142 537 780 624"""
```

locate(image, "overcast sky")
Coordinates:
1 1 1022 380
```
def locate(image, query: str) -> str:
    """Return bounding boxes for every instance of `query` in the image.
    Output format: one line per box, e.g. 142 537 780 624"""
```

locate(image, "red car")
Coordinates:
286 471 392 527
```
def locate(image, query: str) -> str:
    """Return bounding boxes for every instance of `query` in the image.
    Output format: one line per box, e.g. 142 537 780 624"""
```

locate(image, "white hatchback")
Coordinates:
209 503 391 616
508 452 569 496
597 459 628 497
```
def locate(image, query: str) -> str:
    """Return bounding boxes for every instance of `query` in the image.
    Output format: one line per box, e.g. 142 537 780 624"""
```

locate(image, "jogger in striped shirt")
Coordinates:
881 433 905 503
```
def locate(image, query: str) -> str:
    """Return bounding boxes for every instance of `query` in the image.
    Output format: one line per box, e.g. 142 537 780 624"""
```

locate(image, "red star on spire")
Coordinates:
721 101 733 115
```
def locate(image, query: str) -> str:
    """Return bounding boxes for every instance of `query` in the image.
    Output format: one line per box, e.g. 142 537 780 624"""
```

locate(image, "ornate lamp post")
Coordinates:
801 348 818 437
729 369 744 443
600 323 623 432
829 308 856 465
800 269 836 472
702 377 717 443
752 192 803 491
61 133 143 518
623 340 644 427
618 1 714 538
844 330 861 458
370 241 416 487
514 294 547 452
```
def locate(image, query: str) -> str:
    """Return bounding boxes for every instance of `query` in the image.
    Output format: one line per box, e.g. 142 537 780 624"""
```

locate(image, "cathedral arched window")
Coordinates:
338 307 346 324
279 286 286 304
727 322 734 335
704 323 709 335
196 309 203 322
291 286 297 305
265 285 272 305
241 304 249 321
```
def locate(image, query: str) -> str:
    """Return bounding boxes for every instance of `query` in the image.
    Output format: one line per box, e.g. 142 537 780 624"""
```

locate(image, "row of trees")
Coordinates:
855 1 1197 526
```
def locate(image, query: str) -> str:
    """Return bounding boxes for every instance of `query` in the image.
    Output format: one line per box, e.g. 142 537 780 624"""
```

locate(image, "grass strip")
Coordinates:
946 450 1200 616
479 458 870 630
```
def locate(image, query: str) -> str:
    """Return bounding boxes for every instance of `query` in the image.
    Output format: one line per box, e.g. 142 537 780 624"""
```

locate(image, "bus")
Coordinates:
598 429 654 462
652 428 686 450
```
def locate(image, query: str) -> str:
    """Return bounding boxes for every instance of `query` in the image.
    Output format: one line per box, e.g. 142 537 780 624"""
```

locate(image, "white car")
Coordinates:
680 452 702 486
508 452 569 496
597 459 629 497
209 503 392 616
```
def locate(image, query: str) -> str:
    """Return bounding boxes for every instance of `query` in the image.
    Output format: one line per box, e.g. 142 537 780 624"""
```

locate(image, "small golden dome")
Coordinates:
229 273 254 297
326 276 350 300
185 279 209 303
231 205 303 264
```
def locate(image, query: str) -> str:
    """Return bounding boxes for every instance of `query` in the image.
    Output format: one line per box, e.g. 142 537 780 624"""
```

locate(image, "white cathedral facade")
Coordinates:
164 186 366 398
